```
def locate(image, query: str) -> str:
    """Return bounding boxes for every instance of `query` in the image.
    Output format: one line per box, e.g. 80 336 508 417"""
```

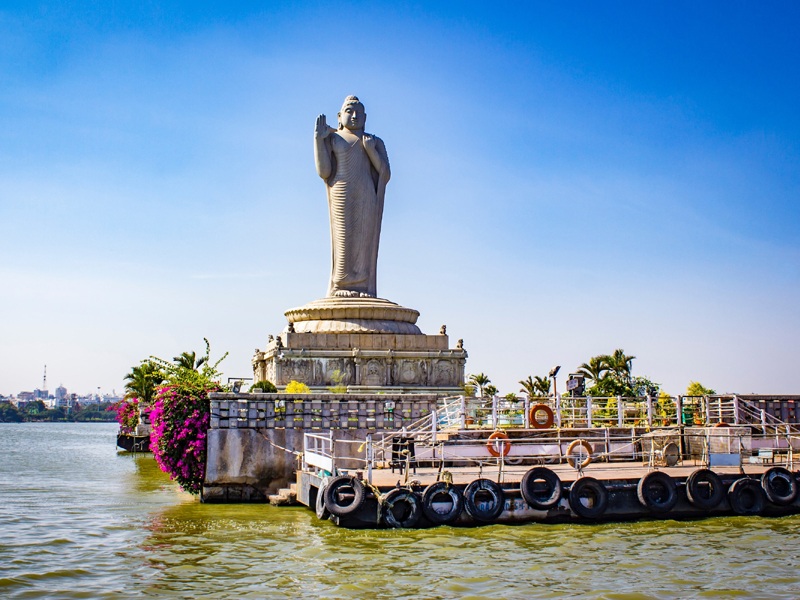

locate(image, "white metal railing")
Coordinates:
304 426 800 485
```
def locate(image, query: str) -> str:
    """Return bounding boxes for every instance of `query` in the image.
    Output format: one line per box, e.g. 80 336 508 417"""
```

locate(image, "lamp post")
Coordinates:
549 365 561 398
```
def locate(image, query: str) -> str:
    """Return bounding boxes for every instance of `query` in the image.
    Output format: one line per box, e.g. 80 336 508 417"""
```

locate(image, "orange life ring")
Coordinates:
566 439 593 468
486 431 511 457
529 404 554 429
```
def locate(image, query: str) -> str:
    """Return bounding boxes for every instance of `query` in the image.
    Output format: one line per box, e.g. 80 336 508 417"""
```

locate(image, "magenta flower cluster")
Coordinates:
147 382 215 495
112 398 139 434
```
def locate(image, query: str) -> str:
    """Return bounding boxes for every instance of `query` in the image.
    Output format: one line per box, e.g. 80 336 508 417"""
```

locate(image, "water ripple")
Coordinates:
2 423 800 599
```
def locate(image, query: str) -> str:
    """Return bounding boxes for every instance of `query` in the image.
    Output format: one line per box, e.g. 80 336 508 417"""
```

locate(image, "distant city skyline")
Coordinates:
1 2 798 396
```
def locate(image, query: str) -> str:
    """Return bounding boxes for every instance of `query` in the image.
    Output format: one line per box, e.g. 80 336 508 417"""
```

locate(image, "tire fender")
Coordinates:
381 488 422 528
421 482 465 525
569 476 608 519
520 467 562 510
686 468 724 510
728 477 766 515
464 478 506 522
323 475 367 517
761 467 798 506
636 471 678 513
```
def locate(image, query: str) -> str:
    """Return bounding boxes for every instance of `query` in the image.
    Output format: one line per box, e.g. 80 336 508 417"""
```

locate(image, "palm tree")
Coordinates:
533 375 551 396
468 373 492 398
607 348 635 379
124 361 165 405
577 355 609 384
173 350 207 371
521 374 552 397
519 376 536 399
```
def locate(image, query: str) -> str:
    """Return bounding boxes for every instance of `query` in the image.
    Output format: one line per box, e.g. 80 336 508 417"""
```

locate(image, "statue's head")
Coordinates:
338 95 366 131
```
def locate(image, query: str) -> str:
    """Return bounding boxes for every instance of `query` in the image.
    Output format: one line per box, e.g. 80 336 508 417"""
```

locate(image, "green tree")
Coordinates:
468 373 492 398
173 351 207 371
577 356 609 385
520 375 552 398
607 348 636 379
124 360 165 405
0 402 22 423
23 400 47 418
686 381 715 396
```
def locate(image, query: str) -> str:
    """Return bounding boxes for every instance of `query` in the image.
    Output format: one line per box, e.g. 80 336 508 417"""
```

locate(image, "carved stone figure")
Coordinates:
439 325 446 335
315 96 391 298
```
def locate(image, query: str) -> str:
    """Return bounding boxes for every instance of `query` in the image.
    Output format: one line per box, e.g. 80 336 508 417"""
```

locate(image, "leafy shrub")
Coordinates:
250 379 277 393
148 380 217 495
284 380 311 394
112 398 139 434
145 338 227 495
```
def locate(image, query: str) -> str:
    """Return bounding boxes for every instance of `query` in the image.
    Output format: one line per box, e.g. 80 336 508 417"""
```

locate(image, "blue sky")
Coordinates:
1 1 798 397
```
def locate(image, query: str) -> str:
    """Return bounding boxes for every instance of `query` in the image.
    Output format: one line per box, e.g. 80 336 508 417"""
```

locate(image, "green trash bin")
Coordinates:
681 405 694 425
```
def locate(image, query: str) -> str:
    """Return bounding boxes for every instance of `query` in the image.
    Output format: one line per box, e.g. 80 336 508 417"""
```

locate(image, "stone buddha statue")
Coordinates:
314 96 391 298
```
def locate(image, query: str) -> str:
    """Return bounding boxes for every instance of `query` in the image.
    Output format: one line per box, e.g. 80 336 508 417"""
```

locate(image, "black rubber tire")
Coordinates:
520 467 563 510
728 477 766 515
464 479 506 522
323 476 366 517
381 488 422 528
569 477 608 519
315 479 330 520
686 469 724 510
761 467 798 506
421 482 465 525
637 471 678 513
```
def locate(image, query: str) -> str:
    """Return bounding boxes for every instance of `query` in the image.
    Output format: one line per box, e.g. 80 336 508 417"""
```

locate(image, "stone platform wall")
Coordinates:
252 331 467 393
203 392 439 502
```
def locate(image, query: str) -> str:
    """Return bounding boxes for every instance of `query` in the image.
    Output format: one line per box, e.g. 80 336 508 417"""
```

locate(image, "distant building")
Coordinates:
55 385 68 401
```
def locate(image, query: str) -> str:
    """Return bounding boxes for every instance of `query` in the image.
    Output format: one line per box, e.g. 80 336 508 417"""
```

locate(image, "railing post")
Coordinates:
555 394 562 428
761 409 768 435
704 396 711 425
366 433 373 484
460 395 467 430
617 395 624 428
492 395 498 428
646 395 653 428
302 433 308 471
329 430 335 474
586 396 593 427
733 396 740 424
676 395 683 427
431 409 438 444
524 395 530 429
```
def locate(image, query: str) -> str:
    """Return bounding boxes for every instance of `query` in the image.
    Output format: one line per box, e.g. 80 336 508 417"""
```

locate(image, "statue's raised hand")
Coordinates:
362 133 376 151
315 114 332 139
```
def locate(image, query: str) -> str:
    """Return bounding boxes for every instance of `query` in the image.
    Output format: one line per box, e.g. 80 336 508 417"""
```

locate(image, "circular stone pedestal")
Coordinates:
284 297 421 334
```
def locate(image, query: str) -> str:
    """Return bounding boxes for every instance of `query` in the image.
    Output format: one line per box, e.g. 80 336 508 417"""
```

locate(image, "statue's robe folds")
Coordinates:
324 132 389 297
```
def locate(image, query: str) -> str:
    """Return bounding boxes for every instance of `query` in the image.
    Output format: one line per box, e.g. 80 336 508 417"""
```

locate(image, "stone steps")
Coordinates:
268 483 298 506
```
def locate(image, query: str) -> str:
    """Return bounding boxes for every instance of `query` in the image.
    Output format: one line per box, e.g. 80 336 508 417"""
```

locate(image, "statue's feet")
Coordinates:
331 290 376 298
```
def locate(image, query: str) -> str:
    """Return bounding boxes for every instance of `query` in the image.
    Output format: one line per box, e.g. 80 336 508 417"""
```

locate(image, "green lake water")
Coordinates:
1 422 800 599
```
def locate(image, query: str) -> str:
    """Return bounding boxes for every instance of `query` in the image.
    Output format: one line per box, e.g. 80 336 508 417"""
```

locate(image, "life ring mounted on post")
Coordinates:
486 431 511 457
529 404 554 429
566 439 593 469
